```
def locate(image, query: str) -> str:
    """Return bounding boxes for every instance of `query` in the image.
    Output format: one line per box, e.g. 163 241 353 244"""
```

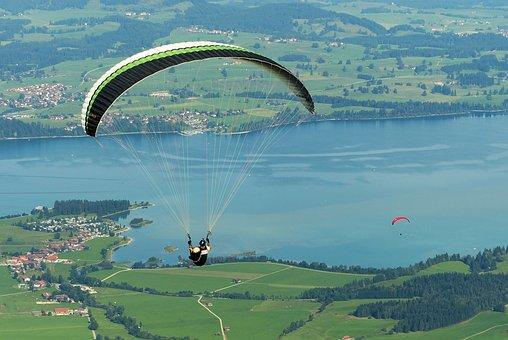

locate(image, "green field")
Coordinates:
492 255 508 274
210 299 319 339
287 300 397 339
288 300 508 340
96 288 218 339
0 267 19 295
59 236 120 265
0 0 505 131
0 218 58 254
90 307 135 340
377 311 508 340
99 262 371 297
379 261 471 286
0 315 90 340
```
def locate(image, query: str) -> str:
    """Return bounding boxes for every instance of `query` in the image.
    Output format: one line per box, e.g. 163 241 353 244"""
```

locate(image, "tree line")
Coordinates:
58 283 190 340
52 199 131 218
352 273 508 332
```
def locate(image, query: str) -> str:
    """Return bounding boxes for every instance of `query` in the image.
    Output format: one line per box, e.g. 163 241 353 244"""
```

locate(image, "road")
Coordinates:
101 268 131 282
213 265 291 293
197 295 227 340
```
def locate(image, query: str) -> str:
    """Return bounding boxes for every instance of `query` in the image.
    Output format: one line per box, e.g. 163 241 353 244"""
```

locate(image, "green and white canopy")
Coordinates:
81 41 314 136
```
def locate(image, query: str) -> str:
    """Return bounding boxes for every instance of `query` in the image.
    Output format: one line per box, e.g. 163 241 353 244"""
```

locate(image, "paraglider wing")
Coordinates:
391 216 410 225
82 41 315 137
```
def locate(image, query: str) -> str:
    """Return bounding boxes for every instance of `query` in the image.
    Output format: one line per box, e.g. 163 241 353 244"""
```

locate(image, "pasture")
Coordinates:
95 288 218 339
0 314 90 340
100 262 371 297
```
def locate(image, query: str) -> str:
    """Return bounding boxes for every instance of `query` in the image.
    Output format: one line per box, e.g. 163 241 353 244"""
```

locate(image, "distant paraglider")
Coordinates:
391 216 411 236
391 216 410 226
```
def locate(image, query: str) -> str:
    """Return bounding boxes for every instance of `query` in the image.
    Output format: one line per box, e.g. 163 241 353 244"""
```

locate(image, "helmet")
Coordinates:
199 239 206 247
192 247 200 253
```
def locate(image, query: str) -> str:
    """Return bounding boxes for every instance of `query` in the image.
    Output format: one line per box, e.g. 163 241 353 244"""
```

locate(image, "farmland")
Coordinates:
97 262 372 297
0 0 506 137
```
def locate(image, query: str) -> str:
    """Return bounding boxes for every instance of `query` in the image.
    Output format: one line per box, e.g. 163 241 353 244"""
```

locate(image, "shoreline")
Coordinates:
1 109 506 142
108 236 133 262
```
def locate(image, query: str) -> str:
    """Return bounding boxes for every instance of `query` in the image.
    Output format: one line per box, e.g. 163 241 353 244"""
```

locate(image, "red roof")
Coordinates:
54 308 70 314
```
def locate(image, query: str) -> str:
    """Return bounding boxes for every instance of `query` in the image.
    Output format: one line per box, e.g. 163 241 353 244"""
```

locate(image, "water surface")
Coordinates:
1 116 508 267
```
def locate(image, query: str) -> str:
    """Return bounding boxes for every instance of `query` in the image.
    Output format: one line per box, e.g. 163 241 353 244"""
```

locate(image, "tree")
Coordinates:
88 316 98 330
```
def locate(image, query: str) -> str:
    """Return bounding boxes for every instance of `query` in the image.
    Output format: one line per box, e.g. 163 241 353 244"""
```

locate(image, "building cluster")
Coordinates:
259 36 298 44
5 216 122 290
175 110 208 130
103 111 209 132
187 26 236 37
21 215 121 235
499 28 508 38
34 307 89 317
124 11 150 19
6 83 71 109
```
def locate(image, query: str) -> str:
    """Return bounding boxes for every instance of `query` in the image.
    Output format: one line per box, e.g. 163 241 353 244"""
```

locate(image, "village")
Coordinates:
1 212 125 318
4 83 76 110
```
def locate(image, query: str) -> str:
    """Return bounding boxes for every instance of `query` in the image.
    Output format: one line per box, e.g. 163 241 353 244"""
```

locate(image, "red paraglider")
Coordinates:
391 216 411 225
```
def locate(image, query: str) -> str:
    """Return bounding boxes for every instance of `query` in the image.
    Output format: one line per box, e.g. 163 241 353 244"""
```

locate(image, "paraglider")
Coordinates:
391 216 410 226
188 233 211 266
82 41 314 137
391 216 411 236
82 41 314 266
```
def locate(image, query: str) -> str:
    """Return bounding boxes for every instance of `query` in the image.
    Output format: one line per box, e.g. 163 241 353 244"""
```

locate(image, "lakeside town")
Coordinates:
0 203 130 320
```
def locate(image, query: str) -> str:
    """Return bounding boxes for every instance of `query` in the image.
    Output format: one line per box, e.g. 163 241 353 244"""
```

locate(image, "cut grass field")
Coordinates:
90 307 135 340
287 300 397 339
94 287 320 340
378 311 508 340
0 289 80 315
379 261 470 287
95 288 218 339
0 267 19 295
208 299 319 339
59 236 120 265
491 255 508 274
99 262 372 297
287 300 508 340
0 218 57 254
0 314 90 340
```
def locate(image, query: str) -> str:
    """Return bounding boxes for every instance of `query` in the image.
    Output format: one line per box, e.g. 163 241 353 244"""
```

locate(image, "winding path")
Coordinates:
461 323 508 339
197 295 227 340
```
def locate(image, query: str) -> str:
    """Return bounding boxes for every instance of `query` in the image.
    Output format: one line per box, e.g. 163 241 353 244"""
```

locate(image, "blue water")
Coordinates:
1 116 508 267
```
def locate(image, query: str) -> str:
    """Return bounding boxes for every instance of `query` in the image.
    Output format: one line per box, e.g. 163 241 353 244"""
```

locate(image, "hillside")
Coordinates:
0 0 506 138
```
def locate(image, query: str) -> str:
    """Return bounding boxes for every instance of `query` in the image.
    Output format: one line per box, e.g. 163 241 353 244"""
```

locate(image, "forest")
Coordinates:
301 273 508 332
52 199 131 217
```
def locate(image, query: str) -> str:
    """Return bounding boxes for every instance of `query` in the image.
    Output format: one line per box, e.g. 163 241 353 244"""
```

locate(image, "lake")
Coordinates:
1 115 508 267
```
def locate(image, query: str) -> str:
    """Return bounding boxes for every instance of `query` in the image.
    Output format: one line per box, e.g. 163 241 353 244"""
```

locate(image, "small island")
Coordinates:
163 245 178 253
129 218 153 228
